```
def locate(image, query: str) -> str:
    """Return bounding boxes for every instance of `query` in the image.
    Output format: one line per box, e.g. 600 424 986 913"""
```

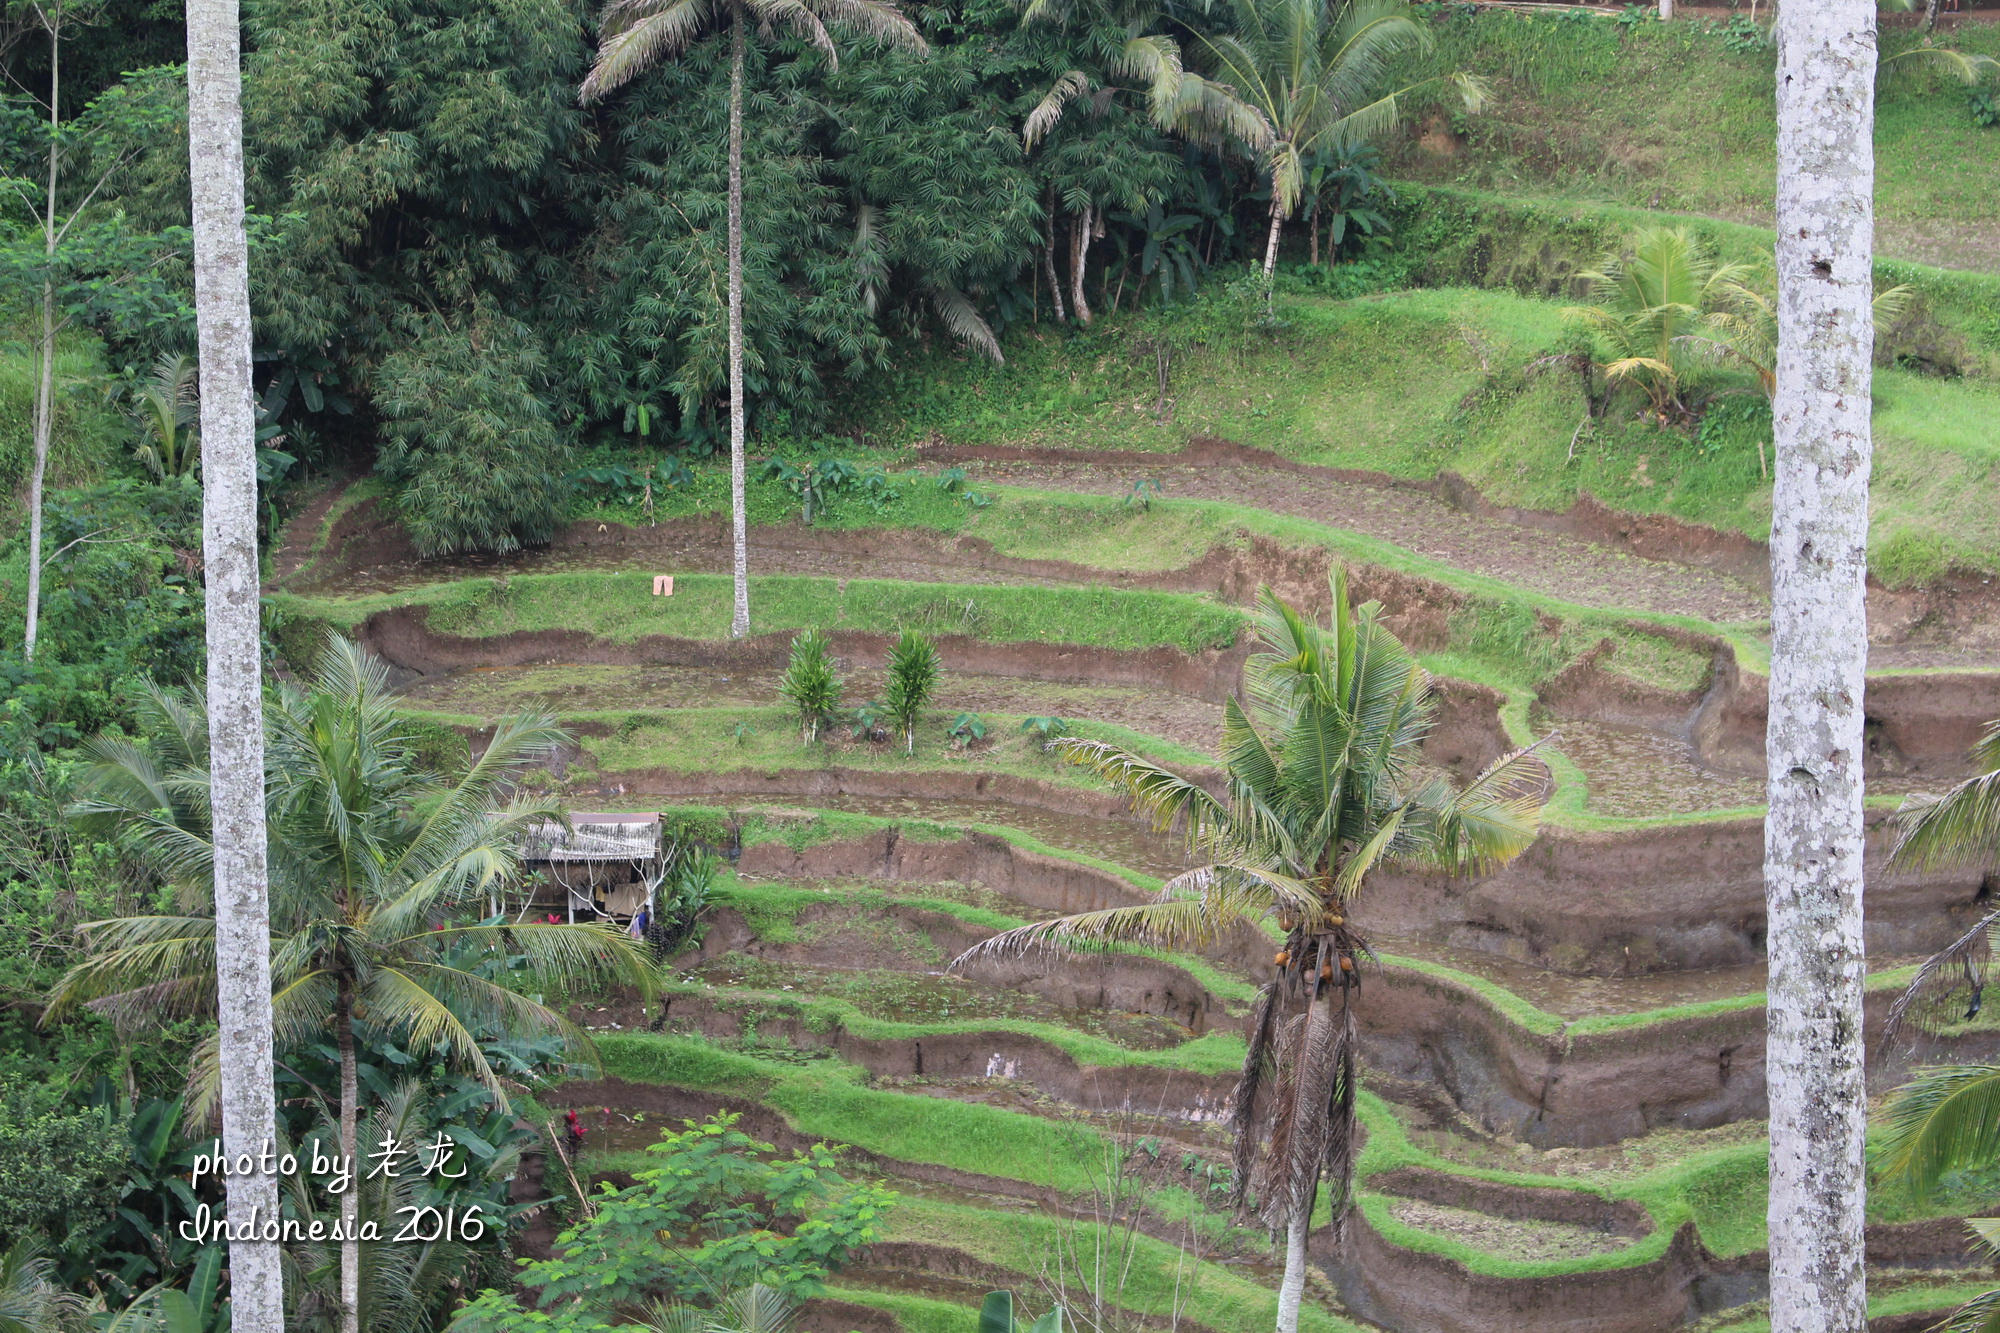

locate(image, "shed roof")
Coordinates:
521 817 663 863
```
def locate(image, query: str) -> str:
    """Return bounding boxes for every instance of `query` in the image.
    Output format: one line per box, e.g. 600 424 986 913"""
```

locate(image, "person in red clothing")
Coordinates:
563 1108 586 1158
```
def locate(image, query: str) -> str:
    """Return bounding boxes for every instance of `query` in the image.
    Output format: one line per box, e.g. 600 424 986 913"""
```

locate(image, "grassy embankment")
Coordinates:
848 283 2000 590
1381 9 2000 277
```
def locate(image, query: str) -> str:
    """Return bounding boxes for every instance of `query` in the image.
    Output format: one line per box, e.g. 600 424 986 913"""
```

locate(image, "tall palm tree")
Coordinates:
184 0 284 1315
1560 226 1759 425
956 573 1547 1333
1164 0 1485 284
581 0 927 640
46 638 657 1333
1764 0 1879 1326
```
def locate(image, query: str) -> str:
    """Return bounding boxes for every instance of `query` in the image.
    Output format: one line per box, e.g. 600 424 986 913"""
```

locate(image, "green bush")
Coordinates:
375 308 570 558
884 629 940 756
778 630 842 743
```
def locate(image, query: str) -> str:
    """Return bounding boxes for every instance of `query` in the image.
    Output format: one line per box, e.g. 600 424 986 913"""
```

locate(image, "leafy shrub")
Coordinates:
883 630 940 756
778 630 842 742
375 309 570 557
451 1114 896 1329
0 1079 127 1250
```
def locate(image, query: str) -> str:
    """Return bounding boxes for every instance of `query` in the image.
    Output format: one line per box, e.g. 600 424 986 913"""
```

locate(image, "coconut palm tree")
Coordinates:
581 0 927 641
125 353 201 483
1560 226 1760 425
955 573 1547 1333
46 636 657 1333
1163 0 1485 285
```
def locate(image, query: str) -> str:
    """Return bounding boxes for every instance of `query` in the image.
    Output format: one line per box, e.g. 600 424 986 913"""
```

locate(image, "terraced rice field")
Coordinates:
269 373 2000 1332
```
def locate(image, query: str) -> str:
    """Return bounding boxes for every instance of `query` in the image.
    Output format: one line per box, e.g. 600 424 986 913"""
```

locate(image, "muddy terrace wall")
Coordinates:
729 830 2000 1148
697 779 1984 977
1693 648 2000 779
347 543 2000 782
1320 1203 1978 1333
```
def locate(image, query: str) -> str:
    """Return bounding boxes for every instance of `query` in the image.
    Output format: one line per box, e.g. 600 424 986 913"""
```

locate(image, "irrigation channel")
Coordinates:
269 456 2000 1333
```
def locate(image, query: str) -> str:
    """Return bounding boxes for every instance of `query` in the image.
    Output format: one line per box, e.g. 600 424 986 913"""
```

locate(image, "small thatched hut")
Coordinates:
519 812 665 923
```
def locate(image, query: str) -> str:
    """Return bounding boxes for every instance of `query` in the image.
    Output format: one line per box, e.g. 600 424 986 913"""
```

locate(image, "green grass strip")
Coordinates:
590 1035 1109 1195
273 569 1246 655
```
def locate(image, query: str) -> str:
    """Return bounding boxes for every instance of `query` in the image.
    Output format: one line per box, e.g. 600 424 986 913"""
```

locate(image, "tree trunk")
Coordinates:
337 980 360 1333
1274 1208 1311 1333
1069 204 1091 326
1261 191 1283 282
1765 1 1877 1330
726 4 750 640
1309 217 1319 268
1924 0 1940 31
1658 0 1674 18
1042 185 1067 324
24 279 53 663
1271 986 1337 1333
187 0 283 1321
23 14 58 664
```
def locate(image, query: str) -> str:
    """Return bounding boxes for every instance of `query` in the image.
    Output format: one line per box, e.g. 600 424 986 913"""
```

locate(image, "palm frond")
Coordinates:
1882 46 2000 84
1883 907 2000 1044
1878 1064 2000 1202
1892 770 2000 873
1054 737 1231 849
924 279 1005 364
803 0 928 53
1024 70 1092 147
952 894 1248 966
582 0 717 102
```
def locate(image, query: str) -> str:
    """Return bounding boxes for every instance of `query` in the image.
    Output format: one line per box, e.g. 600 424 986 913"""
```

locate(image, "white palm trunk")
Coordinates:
727 3 750 640
1274 1210 1310 1333
186 0 284 1324
22 6 60 663
1658 0 1674 18
1765 2 1876 1330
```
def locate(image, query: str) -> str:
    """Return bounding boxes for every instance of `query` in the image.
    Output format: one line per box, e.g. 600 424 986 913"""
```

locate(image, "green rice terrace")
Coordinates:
6 3 2000 1332
258 209 2000 1333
